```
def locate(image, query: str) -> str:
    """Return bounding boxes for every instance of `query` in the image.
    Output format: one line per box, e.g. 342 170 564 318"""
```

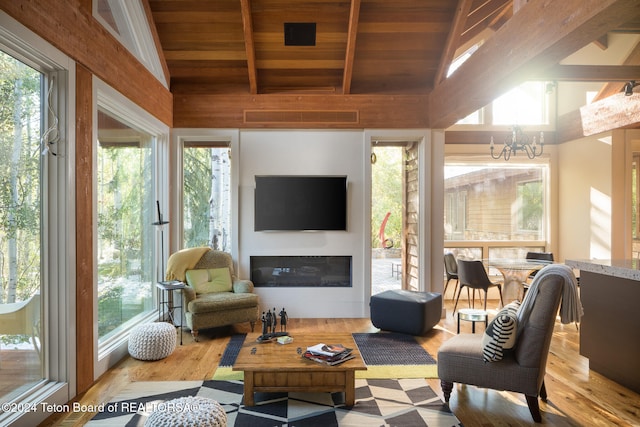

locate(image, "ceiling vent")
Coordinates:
284 23 316 46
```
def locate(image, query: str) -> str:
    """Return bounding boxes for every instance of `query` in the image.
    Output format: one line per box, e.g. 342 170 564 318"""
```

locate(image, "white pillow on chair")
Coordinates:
482 301 520 362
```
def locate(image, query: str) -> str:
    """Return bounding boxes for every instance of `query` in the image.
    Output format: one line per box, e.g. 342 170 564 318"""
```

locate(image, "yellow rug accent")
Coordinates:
212 366 242 381
212 364 437 381
355 364 438 379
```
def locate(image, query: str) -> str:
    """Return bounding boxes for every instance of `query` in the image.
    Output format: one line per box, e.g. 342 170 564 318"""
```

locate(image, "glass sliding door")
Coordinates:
0 50 44 403
96 109 155 343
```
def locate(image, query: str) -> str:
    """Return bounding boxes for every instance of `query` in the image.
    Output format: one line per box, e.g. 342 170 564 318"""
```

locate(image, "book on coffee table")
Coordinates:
303 343 354 365
307 343 351 356
303 352 356 365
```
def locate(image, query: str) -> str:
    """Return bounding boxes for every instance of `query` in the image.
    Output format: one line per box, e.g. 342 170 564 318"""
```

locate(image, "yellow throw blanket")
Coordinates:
165 247 211 282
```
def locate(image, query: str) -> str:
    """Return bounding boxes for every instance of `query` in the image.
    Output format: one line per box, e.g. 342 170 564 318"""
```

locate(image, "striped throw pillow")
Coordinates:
482 301 521 363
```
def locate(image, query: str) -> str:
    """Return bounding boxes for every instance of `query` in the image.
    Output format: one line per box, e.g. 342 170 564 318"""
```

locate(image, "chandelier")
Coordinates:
490 125 544 160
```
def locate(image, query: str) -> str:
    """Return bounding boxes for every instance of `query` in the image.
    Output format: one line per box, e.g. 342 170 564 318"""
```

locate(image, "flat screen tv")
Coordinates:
255 175 347 231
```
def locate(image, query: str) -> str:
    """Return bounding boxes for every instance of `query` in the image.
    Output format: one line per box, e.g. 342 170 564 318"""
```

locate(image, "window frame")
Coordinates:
0 11 76 426
93 77 169 378
171 129 240 258
93 0 168 88
444 155 551 258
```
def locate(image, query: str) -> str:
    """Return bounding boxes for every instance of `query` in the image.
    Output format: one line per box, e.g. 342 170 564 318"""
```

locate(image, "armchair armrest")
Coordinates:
182 286 197 308
233 279 254 294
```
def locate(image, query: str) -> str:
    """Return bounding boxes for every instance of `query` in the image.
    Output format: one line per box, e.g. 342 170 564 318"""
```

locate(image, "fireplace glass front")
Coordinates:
250 256 352 287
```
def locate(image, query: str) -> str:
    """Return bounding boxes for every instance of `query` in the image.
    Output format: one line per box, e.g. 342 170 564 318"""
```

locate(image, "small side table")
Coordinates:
457 308 488 334
156 281 185 345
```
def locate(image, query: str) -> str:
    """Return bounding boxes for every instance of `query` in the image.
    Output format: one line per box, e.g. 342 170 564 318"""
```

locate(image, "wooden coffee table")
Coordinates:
232 333 367 406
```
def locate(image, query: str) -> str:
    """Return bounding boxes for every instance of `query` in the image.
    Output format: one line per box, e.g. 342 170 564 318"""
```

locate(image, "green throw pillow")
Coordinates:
185 267 232 294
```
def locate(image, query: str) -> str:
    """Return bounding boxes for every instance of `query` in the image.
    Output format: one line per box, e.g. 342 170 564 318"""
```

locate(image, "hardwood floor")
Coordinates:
41 297 640 426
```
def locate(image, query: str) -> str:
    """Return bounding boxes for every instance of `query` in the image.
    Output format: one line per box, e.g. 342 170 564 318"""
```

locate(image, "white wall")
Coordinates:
558 134 612 260
235 129 439 318
237 130 367 318
558 33 640 115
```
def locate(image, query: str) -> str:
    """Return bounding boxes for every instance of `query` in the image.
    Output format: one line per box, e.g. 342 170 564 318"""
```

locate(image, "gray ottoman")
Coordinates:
370 289 442 335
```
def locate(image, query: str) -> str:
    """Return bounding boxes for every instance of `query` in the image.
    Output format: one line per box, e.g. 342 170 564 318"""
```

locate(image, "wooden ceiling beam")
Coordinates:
240 0 258 94
532 64 640 81
445 129 556 145
434 0 473 86
593 41 640 101
429 0 640 130
557 92 640 141
342 0 361 94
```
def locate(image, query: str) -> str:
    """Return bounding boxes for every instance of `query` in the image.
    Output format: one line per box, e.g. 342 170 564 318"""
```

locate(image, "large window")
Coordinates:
492 81 549 126
94 81 168 375
444 162 549 258
182 142 232 251
0 14 73 424
0 48 44 404
96 108 155 342
455 81 550 126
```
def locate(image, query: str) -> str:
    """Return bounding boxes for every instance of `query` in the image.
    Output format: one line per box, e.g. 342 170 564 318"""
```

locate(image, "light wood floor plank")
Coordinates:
40 298 640 426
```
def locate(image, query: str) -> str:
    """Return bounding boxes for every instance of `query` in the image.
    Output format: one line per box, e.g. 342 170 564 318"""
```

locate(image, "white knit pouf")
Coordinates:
128 322 176 361
144 396 227 427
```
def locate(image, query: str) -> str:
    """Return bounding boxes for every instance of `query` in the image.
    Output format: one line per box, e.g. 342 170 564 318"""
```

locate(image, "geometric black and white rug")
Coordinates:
87 378 462 426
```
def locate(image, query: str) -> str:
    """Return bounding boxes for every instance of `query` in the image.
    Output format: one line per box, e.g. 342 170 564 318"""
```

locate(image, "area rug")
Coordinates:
87 378 461 426
213 332 438 380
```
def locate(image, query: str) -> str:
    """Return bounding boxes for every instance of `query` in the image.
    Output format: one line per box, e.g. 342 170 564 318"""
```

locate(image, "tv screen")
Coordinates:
255 175 347 231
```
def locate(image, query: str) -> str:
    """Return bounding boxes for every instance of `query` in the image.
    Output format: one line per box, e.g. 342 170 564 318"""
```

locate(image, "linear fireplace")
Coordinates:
250 256 352 287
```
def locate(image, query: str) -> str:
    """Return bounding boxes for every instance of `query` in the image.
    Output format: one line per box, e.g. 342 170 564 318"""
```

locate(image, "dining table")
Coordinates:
483 258 551 302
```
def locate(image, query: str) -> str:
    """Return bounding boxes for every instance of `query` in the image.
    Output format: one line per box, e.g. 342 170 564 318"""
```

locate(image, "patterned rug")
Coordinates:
87 378 462 426
214 332 438 380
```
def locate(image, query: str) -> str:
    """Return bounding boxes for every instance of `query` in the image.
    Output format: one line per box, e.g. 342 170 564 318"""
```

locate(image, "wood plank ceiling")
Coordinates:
151 0 514 95
148 0 640 131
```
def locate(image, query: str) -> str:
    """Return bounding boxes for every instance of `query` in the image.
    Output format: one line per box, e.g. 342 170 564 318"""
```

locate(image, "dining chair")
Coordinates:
453 259 504 314
525 251 554 272
443 252 459 297
524 252 555 294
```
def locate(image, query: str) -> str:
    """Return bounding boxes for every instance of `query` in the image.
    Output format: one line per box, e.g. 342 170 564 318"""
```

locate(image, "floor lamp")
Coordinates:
153 200 169 283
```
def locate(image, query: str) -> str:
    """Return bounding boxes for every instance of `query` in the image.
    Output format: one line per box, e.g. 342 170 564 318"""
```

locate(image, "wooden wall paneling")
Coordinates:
404 145 420 291
0 0 172 126
75 64 95 394
173 94 429 128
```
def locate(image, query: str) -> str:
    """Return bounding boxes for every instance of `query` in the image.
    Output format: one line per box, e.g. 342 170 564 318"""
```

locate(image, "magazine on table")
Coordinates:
303 343 354 365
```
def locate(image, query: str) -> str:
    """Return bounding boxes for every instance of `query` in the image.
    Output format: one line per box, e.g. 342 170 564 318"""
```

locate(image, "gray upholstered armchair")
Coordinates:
437 267 572 422
165 247 260 341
